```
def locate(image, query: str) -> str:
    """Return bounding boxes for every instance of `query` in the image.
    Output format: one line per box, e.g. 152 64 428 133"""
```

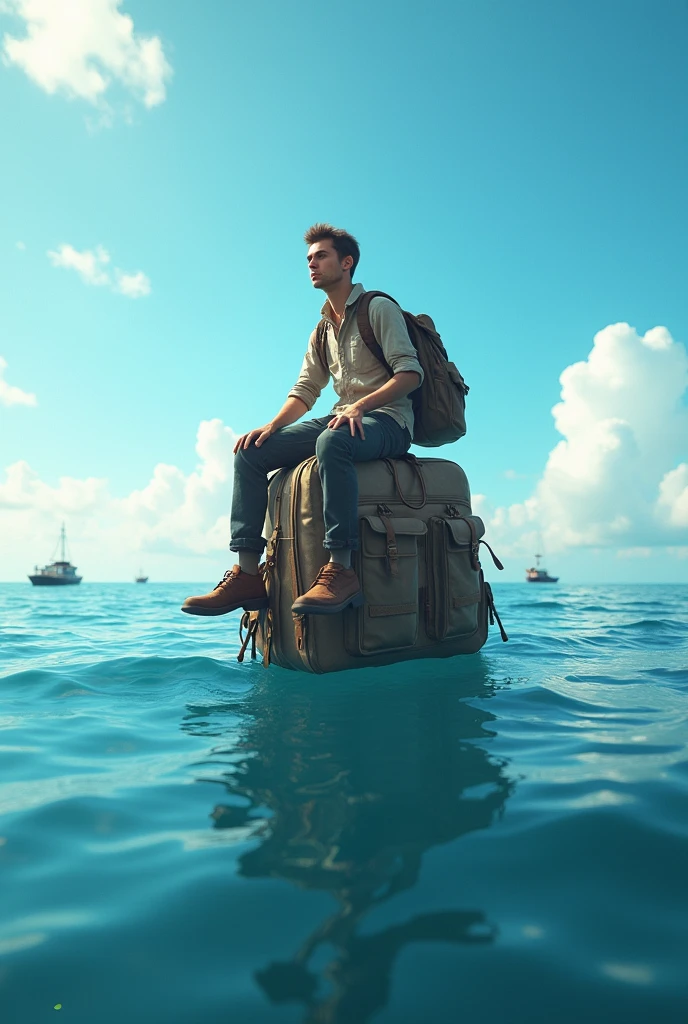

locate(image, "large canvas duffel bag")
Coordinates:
238 455 507 674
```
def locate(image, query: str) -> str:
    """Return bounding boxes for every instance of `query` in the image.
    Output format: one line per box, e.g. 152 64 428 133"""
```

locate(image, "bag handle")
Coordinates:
384 455 427 509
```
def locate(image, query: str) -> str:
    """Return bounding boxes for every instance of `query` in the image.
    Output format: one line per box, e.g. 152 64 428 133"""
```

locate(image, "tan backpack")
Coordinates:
237 455 507 674
316 290 469 447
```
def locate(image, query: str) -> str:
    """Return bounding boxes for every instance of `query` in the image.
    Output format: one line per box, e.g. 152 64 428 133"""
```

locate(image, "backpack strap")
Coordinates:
314 317 329 370
356 291 397 376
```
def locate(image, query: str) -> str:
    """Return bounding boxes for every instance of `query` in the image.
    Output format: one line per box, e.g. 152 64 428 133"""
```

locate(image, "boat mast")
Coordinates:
61 522 66 562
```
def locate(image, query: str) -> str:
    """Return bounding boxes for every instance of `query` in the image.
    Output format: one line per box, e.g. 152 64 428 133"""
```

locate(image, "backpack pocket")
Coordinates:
427 516 484 640
347 516 427 655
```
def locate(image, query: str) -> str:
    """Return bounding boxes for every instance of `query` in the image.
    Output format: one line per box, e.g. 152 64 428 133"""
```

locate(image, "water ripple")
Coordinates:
0 582 686 1023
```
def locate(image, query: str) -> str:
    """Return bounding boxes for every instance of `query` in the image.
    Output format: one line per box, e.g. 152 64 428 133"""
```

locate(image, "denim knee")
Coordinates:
234 444 264 476
315 427 351 463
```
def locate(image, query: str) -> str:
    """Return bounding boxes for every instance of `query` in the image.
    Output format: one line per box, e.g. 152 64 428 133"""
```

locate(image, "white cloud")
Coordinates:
47 243 110 287
47 243 151 298
1 0 171 113
476 323 688 555
0 419 239 578
656 463 688 528
0 356 37 407
114 269 150 298
2 323 685 579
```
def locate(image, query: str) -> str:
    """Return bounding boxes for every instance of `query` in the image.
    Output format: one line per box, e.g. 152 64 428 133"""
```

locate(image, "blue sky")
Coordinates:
1 0 687 582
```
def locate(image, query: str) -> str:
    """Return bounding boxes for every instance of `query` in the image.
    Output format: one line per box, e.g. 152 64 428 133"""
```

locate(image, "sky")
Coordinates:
1 0 687 583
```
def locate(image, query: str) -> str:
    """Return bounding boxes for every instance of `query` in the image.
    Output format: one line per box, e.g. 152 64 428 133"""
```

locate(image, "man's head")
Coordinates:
304 223 360 291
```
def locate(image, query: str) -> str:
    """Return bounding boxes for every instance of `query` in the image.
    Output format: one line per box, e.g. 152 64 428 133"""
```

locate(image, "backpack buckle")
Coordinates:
445 504 462 518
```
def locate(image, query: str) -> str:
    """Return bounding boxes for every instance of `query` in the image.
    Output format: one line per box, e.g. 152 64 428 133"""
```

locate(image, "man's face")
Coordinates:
307 238 351 290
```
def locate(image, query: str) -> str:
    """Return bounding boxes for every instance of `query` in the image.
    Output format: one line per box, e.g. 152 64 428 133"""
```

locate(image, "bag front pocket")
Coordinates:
347 516 427 655
427 516 484 640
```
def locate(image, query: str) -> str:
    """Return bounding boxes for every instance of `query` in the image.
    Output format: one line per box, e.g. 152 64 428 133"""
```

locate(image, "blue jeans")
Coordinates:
231 413 411 553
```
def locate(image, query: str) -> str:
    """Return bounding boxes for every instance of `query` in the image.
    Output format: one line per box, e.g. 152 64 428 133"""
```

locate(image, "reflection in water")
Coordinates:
183 660 514 1023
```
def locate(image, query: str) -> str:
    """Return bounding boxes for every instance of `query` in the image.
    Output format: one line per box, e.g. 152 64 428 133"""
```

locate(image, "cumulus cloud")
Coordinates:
0 356 37 407
0 419 239 578
657 464 688 528
114 269 151 298
47 243 151 298
1 0 172 113
476 323 688 555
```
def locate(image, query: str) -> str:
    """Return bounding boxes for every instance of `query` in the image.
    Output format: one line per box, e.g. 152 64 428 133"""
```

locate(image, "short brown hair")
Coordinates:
304 223 360 280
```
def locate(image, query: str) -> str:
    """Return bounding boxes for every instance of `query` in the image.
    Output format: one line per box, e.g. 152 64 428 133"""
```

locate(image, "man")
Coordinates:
182 223 423 617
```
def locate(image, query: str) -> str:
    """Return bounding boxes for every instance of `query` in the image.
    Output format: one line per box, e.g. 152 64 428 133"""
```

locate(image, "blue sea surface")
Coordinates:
1 581 687 1023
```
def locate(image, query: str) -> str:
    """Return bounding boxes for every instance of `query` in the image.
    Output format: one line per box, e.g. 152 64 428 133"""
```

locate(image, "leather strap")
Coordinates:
237 611 259 663
485 582 509 642
377 513 399 577
384 456 427 510
314 318 329 370
480 539 504 571
459 515 481 571
289 458 315 656
356 291 397 376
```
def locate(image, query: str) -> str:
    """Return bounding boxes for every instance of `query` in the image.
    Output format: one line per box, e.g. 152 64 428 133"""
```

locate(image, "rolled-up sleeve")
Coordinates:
369 297 424 384
287 329 330 411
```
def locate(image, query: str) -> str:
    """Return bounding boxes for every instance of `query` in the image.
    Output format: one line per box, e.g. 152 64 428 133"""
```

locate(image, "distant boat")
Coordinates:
526 553 558 584
29 523 82 586
135 568 149 583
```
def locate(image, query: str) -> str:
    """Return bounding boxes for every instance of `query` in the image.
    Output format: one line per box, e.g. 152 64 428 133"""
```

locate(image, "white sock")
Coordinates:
329 548 352 569
238 551 261 575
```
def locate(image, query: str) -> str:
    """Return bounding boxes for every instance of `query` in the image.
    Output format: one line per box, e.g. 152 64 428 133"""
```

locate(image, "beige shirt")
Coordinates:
287 283 424 437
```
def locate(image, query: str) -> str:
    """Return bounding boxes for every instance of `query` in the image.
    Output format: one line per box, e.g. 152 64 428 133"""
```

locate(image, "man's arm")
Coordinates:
233 396 309 452
328 371 420 438
233 329 328 453
329 297 423 438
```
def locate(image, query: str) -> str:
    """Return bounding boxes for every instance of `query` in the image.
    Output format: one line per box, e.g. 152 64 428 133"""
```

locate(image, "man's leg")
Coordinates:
317 412 411 555
182 417 330 615
291 413 411 615
230 417 330 557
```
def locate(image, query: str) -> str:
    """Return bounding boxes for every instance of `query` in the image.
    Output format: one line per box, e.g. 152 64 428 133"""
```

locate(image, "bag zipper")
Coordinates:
290 456 316 671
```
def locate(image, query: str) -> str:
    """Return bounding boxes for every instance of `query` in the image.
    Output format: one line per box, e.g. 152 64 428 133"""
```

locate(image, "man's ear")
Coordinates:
342 255 353 273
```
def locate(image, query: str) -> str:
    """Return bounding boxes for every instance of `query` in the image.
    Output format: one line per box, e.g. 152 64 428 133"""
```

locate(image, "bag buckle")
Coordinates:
377 503 393 516
445 503 462 518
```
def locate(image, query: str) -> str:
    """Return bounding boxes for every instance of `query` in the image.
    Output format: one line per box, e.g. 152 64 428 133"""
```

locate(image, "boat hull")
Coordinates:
29 575 82 586
526 576 558 583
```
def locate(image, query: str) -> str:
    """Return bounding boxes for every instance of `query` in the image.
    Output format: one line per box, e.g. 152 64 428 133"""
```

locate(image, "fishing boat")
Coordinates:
526 553 558 584
29 523 82 586
135 569 149 583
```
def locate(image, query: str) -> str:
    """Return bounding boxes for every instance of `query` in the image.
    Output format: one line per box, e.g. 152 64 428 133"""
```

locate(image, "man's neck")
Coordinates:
324 280 354 321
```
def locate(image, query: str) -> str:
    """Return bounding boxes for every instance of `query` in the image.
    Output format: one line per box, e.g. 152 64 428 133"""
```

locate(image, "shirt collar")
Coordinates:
320 282 365 319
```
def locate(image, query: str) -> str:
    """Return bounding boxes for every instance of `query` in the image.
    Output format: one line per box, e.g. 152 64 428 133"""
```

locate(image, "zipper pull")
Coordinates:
480 539 504 571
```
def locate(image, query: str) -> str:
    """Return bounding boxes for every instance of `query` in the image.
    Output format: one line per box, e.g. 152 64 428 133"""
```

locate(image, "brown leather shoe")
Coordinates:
291 563 363 615
181 565 268 617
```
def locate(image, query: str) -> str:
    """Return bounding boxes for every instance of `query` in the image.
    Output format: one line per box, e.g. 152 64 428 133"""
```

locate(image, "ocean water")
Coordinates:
1 581 687 1024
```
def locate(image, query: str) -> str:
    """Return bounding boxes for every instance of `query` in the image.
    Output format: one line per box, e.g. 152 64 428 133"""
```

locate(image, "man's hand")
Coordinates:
233 423 274 453
328 402 366 439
